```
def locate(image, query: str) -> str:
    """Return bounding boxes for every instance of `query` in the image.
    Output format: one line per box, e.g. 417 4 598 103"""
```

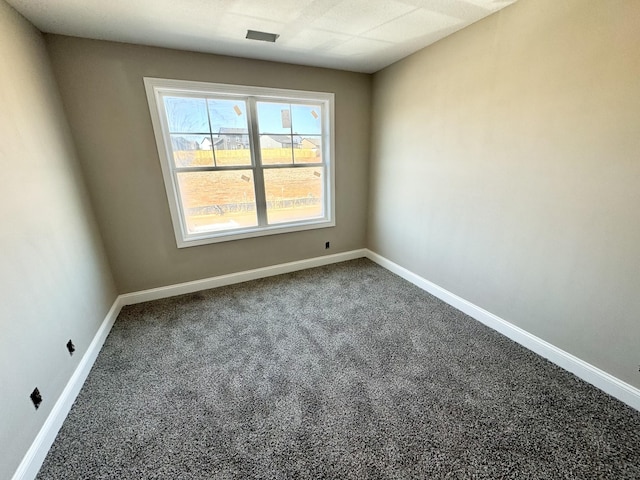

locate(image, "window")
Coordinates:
144 78 335 247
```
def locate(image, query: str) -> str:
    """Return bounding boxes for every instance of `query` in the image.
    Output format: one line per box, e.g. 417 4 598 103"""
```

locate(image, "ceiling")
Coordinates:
7 0 518 73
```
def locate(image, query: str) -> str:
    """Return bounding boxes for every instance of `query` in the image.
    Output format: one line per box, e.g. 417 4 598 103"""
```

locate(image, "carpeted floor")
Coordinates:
37 259 640 479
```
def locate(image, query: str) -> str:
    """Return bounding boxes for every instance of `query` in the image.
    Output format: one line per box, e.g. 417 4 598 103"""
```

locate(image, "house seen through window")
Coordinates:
144 78 334 247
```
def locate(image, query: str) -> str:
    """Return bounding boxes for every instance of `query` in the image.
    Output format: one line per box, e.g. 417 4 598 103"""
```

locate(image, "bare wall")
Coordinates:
45 36 371 293
0 2 117 478
369 0 640 387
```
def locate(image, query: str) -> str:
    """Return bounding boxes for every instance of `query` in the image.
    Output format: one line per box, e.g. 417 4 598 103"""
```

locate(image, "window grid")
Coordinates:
144 78 334 247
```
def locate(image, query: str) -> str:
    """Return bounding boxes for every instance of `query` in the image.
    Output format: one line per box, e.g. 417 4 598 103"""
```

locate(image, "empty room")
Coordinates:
1 0 639 478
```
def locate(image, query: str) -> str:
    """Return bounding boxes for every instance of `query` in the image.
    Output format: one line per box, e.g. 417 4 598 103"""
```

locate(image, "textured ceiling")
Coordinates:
6 0 518 73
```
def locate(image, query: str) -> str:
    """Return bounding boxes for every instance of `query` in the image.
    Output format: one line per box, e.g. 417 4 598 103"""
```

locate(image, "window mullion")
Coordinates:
247 97 268 226
144 78 334 247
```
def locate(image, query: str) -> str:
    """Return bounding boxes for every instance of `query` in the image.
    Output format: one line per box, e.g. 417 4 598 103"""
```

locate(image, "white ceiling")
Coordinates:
6 0 518 73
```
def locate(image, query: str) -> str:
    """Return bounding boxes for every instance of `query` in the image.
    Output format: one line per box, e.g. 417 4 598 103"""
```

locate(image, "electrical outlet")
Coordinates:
30 388 42 410
325 241 330 249
67 339 75 356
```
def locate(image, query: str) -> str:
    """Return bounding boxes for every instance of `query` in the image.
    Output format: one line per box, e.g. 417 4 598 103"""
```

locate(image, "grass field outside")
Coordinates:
174 148 324 233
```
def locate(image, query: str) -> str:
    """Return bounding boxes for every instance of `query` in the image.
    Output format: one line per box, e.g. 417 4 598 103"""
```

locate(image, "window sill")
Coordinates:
175 217 336 248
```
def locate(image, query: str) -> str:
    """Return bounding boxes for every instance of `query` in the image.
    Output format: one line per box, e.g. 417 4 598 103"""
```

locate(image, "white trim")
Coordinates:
365 249 640 412
166 219 337 249
143 77 335 101
119 249 367 305
143 77 336 248
12 298 124 480
16 247 639 480
13 249 367 480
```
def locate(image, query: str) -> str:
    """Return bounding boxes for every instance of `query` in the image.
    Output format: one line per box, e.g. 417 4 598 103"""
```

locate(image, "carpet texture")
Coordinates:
37 259 640 479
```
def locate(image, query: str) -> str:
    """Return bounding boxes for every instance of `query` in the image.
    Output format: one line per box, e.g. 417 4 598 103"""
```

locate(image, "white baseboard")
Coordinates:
16 247 639 480
119 249 368 305
14 249 368 480
365 249 640 412
12 297 124 480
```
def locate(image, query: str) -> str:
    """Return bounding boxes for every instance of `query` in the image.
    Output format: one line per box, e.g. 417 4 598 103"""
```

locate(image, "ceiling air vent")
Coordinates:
246 30 279 43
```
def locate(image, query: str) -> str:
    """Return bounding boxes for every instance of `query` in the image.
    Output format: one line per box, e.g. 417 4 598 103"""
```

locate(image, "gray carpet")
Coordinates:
37 259 640 479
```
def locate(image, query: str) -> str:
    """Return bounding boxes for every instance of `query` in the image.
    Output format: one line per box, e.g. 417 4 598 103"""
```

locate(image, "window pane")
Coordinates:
295 136 322 164
164 97 210 133
147 78 334 245
170 134 214 167
264 167 324 224
213 135 251 166
257 102 291 134
177 170 257 234
207 99 248 134
291 104 322 135
260 135 293 165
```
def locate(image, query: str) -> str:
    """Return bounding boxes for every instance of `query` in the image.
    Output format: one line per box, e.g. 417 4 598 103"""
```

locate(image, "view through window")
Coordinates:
144 79 334 247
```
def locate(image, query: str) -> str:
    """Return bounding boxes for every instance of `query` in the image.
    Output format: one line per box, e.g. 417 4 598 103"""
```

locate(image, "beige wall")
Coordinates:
0 2 117 478
369 0 640 388
4 1 639 476
45 36 371 293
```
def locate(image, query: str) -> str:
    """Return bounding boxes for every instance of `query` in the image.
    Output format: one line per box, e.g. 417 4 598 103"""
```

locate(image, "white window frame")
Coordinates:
144 78 335 248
